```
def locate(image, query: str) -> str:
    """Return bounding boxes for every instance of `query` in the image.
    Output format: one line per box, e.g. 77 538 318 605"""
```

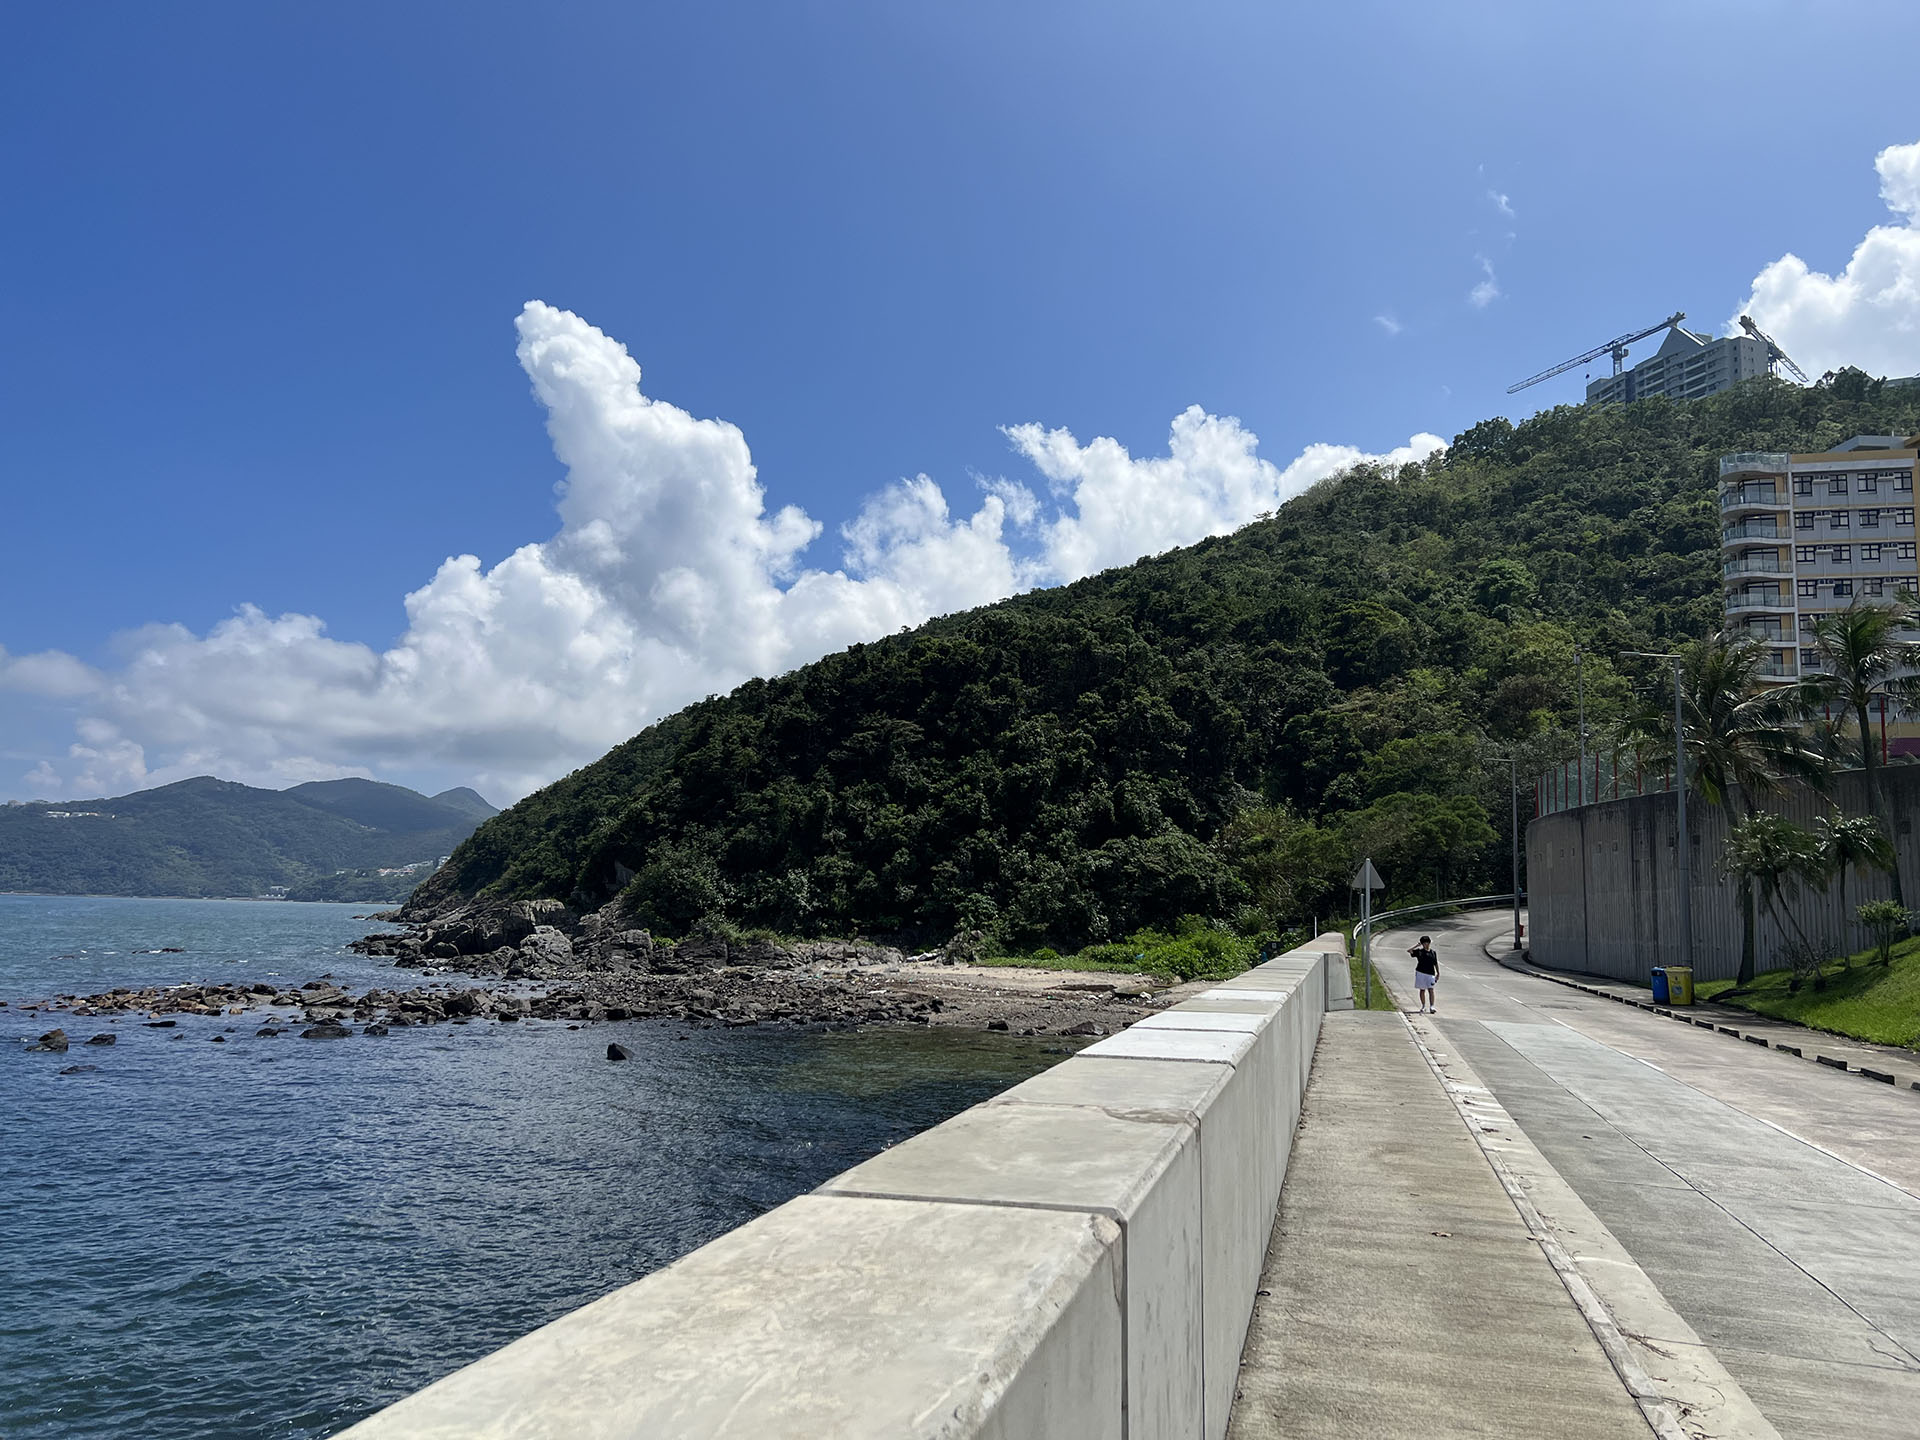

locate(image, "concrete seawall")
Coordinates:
339 937 1354 1440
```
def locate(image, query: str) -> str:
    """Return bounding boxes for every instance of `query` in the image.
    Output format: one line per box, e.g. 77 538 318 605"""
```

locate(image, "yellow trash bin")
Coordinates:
1666 966 1694 1006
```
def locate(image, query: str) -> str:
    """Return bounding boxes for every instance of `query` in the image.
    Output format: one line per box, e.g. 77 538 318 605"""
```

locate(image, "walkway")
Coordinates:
1227 1009 1653 1438
1367 914 1920 1440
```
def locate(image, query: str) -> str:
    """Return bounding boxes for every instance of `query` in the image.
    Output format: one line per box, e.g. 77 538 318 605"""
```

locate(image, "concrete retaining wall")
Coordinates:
1528 766 1920 982
339 937 1353 1440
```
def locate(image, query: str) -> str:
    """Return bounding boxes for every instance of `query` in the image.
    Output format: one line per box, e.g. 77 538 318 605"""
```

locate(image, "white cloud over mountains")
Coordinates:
4 303 1443 802
1736 139 1920 378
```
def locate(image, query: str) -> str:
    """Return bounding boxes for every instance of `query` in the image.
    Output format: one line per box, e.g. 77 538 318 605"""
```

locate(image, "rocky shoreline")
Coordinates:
11 897 1174 1042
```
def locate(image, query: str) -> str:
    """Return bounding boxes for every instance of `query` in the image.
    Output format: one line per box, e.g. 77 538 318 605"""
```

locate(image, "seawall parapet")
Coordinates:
339 936 1354 1440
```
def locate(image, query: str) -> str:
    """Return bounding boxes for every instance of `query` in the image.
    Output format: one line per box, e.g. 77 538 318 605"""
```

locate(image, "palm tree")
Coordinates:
1814 809 1895 962
1723 814 1828 980
1628 633 1832 982
1796 596 1920 909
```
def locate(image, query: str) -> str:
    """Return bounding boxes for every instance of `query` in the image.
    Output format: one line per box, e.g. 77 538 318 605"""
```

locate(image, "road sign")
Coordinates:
1352 857 1383 1008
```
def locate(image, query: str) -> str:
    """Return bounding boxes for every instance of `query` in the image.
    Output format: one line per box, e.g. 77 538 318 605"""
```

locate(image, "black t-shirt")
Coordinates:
1412 946 1438 975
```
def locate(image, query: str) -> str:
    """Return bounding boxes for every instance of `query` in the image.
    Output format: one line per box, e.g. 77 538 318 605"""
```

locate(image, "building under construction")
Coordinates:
1584 324 1773 404
1509 312 1808 406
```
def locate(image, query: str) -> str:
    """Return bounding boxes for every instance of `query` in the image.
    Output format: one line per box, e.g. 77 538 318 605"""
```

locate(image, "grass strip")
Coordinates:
1350 953 1398 1010
1697 936 1920 1049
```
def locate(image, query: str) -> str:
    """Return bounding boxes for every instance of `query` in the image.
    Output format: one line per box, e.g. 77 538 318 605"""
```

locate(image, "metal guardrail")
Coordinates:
1352 893 1525 1006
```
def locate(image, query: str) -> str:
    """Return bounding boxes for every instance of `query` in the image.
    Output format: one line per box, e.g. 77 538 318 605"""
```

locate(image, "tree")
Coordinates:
1722 814 1827 980
1795 597 1920 909
1338 792 1495 902
1813 809 1894 961
1631 633 1831 982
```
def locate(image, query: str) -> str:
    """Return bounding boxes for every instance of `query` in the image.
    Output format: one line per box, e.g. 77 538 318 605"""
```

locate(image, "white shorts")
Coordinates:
1415 972 1436 991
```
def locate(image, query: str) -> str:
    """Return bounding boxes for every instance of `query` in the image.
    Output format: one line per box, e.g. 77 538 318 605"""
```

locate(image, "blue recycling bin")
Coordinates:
1651 967 1670 1005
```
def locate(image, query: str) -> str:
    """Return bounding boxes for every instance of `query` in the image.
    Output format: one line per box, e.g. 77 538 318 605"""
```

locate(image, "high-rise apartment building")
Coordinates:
1721 438 1920 751
1589 326 1772 405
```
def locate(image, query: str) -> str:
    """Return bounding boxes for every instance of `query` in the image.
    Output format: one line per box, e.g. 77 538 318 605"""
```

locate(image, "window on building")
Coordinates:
1899 473 1915 493
1830 476 1850 495
1795 545 1815 563
1861 474 1880 493
1900 509 1916 526
1863 509 1881 527
1795 511 1815 530
1902 543 1918 561
1831 510 1851 529
1864 543 1884 561
1834 579 1855 596
1867 577 1887 596
1798 578 1818 597
1802 648 1823 666
1835 545 1852 563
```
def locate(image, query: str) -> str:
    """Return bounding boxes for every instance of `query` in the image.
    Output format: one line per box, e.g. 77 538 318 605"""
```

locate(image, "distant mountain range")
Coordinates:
0 777 497 900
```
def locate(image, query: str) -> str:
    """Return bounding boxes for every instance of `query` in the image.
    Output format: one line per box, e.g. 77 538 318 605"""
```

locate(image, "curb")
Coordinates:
1481 935 1920 1096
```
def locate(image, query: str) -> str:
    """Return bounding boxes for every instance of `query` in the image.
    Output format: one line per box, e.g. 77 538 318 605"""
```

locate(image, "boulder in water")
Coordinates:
27 1028 68 1052
300 1023 352 1040
606 1043 633 1061
85 1033 116 1046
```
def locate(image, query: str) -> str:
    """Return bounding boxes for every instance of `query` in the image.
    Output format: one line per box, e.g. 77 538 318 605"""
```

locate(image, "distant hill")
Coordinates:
428 787 499 822
0 776 494 899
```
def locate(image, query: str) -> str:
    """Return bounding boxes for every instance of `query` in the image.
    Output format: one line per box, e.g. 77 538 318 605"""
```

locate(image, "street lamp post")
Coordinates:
1621 650 1692 971
1490 751 1523 951
1576 645 1588 806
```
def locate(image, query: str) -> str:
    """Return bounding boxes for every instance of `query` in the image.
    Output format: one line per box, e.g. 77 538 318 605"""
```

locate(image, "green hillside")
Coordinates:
0 776 492 898
412 373 1920 949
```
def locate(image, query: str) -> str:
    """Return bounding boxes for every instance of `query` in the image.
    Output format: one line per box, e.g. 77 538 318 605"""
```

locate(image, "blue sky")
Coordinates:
7 1 1920 803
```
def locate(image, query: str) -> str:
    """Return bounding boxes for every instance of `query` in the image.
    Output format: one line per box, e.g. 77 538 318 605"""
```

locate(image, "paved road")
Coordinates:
1369 914 1920 1440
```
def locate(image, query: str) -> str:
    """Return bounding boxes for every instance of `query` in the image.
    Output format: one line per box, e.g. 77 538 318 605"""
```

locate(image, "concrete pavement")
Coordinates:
1369 914 1920 1440
1227 1010 1655 1439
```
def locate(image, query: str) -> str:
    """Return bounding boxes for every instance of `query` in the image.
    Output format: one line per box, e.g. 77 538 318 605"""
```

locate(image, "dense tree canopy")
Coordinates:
416 373 1920 948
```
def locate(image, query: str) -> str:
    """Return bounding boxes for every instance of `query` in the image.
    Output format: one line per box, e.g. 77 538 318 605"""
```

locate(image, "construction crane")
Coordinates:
1738 314 1810 383
1507 312 1687 395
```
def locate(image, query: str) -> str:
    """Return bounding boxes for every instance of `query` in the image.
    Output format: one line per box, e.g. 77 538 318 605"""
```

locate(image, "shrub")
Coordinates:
1782 936 1840 994
1857 899 1910 968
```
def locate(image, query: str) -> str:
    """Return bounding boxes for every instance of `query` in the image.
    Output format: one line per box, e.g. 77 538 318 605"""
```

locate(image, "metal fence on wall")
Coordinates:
1535 755 1677 818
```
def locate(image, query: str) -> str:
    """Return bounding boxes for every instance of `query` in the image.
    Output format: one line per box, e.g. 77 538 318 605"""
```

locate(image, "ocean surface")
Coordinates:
0 895 1069 1439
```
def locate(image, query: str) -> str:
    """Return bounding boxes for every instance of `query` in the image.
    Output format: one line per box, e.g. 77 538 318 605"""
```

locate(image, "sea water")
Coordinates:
0 895 1066 1438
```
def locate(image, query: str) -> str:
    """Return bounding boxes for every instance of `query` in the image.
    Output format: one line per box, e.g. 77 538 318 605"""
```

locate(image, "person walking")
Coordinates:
1409 935 1439 1013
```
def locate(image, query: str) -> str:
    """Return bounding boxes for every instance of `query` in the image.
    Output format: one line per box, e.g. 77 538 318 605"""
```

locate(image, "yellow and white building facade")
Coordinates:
1721 434 1920 750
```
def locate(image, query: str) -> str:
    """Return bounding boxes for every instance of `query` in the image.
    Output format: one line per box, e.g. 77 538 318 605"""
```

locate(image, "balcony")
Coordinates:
1721 451 1791 478
1720 485 1786 512
1721 519 1786 545
1726 591 1796 615
1723 555 1790 578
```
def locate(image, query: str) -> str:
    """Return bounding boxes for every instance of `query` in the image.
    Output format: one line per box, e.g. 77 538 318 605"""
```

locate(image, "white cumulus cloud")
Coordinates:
5 302 1441 803
1735 139 1920 379
1468 255 1501 309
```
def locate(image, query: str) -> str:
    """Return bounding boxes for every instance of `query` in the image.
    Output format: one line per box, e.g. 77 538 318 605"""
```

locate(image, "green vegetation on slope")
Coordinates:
0 777 493 898
1698 935 1920 1049
417 371 1920 951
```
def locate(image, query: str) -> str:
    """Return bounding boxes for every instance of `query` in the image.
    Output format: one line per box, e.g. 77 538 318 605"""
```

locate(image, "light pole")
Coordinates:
1576 644 1589 805
1621 650 1692 971
1490 752 1523 950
